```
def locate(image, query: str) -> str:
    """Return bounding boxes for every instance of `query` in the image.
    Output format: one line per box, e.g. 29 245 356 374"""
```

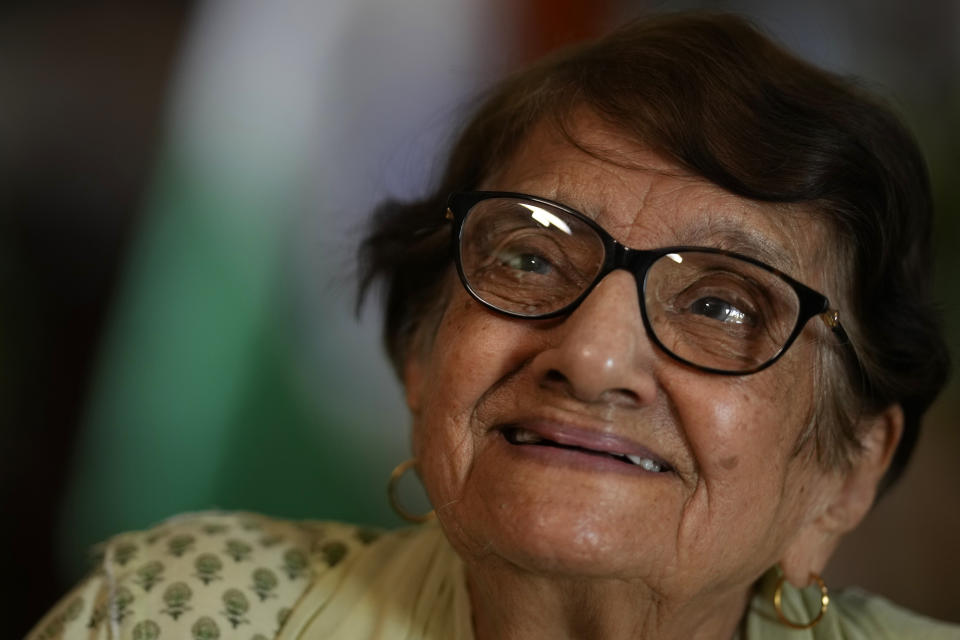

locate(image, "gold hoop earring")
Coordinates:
387 459 436 524
773 573 829 630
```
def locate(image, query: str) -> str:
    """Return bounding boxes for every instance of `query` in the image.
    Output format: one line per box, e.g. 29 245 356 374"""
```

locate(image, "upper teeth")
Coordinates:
511 428 544 444
626 455 664 472
508 428 666 472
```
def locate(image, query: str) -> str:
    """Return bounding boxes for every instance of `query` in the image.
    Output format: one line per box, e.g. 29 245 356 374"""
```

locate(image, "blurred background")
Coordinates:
2 0 957 635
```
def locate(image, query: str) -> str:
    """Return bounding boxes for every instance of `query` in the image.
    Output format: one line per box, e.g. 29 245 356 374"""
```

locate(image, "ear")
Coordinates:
403 351 426 417
779 404 904 586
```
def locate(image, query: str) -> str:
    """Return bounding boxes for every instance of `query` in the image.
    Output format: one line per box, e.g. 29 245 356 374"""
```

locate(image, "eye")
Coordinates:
689 296 751 325
500 250 553 275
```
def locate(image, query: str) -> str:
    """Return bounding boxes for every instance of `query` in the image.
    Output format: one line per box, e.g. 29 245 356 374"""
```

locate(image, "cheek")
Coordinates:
673 364 819 536
690 355 816 475
663 372 820 580
410 293 533 506
700 391 787 474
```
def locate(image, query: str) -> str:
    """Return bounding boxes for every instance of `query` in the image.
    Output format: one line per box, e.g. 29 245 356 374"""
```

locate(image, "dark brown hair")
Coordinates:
358 12 949 489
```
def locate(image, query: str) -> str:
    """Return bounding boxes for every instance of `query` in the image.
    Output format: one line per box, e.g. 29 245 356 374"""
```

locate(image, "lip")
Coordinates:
494 419 674 474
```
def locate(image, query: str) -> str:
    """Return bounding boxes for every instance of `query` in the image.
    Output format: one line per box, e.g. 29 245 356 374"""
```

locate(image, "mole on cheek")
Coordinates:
719 456 739 470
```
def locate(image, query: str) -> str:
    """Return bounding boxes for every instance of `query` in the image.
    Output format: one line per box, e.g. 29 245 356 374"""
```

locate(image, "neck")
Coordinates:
465 558 750 640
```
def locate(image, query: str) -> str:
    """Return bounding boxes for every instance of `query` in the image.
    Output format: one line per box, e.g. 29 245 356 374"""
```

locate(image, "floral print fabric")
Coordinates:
28 512 389 640
29 512 958 639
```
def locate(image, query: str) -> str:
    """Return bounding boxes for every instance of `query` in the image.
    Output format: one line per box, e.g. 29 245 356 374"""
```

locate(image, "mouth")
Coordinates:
501 425 673 473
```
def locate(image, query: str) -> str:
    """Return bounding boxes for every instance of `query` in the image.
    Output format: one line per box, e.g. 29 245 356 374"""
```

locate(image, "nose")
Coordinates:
528 270 658 407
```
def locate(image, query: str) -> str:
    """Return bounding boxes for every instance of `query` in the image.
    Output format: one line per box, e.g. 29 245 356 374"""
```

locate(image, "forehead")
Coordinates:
482 114 827 278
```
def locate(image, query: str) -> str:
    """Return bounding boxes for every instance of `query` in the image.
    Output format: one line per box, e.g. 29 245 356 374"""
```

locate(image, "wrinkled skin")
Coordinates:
404 113 900 639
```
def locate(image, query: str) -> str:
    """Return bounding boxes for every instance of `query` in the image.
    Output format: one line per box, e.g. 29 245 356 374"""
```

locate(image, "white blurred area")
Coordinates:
58 0 518 574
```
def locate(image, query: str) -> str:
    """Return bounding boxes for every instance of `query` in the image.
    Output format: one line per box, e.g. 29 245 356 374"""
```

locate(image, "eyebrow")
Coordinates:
527 189 804 274
673 218 800 273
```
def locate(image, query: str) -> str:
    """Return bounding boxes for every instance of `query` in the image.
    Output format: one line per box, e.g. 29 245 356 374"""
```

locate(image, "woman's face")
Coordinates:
405 114 848 601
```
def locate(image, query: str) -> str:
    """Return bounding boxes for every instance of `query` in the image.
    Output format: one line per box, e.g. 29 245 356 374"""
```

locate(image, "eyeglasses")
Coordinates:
446 191 847 375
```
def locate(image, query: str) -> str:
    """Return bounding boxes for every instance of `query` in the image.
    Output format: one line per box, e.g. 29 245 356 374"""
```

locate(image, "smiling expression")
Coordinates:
404 113 845 604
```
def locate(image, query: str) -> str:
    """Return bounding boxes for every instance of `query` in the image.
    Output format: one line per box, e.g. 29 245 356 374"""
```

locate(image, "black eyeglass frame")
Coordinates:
446 190 849 376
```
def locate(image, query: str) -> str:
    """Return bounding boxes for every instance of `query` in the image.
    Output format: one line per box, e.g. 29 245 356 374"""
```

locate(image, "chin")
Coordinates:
436 483 667 582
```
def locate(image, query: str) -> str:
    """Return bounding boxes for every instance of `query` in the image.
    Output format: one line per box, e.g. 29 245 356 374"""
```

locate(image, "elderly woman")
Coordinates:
31 12 956 640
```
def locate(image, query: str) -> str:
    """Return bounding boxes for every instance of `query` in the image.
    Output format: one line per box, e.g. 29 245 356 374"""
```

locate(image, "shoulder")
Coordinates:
745 573 959 640
825 589 960 640
27 511 396 640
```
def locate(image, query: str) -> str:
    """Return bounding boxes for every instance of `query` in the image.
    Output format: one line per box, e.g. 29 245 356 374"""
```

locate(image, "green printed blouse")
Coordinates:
28 512 959 639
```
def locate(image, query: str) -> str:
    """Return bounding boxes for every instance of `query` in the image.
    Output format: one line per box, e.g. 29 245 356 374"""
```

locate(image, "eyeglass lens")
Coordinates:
457 196 804 373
